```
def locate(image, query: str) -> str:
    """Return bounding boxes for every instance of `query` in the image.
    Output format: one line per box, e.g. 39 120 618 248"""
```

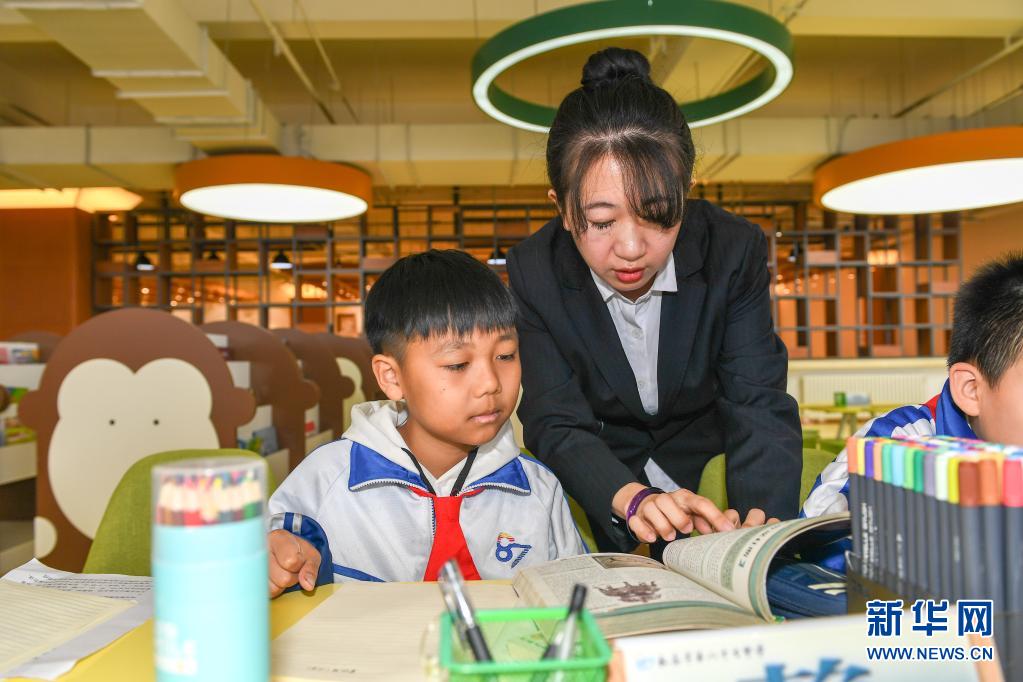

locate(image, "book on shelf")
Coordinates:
237 425 278 456
513 512 850 638
0 343 38 365
0 387 34 447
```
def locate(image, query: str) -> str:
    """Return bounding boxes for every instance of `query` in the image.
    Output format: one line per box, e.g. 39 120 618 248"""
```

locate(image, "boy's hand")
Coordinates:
268 529 321 598
723 508 780 528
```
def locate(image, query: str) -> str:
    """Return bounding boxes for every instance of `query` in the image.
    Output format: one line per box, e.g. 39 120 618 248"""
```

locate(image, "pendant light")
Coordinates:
134 252 155 271
487 247 507 266
175 155 372 223
270 250 293 270
471 0 793 132
814 127 1023 215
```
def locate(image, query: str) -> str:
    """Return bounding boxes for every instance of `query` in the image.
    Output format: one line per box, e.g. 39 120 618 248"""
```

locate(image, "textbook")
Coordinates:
513 512 850 638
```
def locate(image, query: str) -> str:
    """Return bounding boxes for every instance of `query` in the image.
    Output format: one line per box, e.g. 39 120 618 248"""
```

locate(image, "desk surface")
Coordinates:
9 586 340 682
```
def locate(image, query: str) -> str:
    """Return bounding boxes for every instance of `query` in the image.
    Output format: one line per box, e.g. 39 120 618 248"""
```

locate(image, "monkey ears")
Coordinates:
17 387 46 432
217 385 258 431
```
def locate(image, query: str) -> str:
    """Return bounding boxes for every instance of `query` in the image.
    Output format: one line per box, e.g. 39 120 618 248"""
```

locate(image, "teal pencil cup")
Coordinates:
152 457 270 682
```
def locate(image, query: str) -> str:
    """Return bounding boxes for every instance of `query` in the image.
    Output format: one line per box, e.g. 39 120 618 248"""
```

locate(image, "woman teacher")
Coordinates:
507 48 802 552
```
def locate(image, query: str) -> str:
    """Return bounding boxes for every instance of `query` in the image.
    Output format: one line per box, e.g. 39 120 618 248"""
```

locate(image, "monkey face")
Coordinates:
49 358 219 539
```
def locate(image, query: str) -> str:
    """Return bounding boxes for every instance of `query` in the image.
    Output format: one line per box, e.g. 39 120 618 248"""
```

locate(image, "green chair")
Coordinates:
566 496 599 554
818 437 847 455
83 449 277 576
518 449 598 553
802 428 821 450
696 447 838 514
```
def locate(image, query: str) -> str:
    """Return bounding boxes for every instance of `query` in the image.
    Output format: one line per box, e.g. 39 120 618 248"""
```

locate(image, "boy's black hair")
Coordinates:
948 251 1023 386
364 249 516 357
547 47 696 235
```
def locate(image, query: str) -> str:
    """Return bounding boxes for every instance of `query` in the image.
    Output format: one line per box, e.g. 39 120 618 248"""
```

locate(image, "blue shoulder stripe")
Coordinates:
332 563 384 582
348 441 429 491
867 405 932 437
465 456 531 493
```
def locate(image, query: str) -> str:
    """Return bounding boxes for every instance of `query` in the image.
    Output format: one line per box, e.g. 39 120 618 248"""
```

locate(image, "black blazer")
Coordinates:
507 199 802 550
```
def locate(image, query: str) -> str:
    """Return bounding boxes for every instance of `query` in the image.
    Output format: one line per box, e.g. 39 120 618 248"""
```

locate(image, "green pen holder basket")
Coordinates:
438 607 611 681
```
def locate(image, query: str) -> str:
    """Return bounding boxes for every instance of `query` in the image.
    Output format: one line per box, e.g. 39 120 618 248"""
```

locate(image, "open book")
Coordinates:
513 512 849 638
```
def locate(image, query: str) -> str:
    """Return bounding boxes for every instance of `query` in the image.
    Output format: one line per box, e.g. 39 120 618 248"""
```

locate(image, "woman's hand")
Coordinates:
613 483 737 543
723 507 780 528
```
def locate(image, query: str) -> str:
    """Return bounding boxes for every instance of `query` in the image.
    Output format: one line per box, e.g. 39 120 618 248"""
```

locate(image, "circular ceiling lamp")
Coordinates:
471 0 793 133
814 127 1023 215
175 155 372 223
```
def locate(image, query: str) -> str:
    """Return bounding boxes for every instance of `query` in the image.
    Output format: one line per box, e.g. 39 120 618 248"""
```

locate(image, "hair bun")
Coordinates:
581 47 652 91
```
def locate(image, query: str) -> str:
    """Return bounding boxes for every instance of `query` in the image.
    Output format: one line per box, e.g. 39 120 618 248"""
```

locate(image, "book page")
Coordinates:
662 513 849 619
0 581 132 675
513 554 736 616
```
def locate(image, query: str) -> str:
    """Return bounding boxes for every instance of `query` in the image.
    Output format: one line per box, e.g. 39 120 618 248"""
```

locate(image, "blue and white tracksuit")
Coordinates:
268 400 586 585
801 380 976 518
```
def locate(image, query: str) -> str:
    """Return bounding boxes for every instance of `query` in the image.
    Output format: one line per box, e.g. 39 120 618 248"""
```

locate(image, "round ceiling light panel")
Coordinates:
175 155 372 223
814 127 1023 215
471 0 794 133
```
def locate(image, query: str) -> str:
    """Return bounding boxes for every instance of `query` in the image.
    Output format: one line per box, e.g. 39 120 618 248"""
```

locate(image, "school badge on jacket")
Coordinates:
495 532 532 568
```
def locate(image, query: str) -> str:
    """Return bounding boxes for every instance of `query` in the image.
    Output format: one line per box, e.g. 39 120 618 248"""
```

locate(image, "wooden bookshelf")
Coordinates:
92 192 962 358
92 200 558 334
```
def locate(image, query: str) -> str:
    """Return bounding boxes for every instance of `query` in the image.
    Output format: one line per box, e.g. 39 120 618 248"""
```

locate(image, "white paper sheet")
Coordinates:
1 559 153 681
0 582 130 676
272 581 519 681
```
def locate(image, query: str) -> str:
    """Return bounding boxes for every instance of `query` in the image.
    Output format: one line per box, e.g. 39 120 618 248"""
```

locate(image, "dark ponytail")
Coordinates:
547 47 696 234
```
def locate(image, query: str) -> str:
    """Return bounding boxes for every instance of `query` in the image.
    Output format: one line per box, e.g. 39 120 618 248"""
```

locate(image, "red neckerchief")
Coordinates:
403 447 482 581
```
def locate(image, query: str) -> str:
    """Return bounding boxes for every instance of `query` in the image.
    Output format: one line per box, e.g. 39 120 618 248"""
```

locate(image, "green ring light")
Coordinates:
471 0 794 133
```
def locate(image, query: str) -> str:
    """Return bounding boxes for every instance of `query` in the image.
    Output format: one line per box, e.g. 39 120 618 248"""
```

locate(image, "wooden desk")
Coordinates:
9 586 340 682
798 403 904 438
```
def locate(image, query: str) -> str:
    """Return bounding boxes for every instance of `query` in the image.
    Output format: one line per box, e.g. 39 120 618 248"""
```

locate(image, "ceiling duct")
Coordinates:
6 0 280 150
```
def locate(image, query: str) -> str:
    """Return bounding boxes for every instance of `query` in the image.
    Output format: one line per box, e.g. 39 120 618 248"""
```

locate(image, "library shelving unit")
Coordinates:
273 328 344 444
202 321 319 478
0 360 45 573
769 209 961 360
92 199 558 335
317 333 383 434
93 190 961 359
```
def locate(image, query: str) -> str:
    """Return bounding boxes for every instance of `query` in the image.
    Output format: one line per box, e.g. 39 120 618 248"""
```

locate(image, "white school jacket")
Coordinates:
268 401 586 583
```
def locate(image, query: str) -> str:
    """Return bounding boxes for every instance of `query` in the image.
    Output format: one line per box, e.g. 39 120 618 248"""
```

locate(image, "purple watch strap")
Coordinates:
625 486 665 532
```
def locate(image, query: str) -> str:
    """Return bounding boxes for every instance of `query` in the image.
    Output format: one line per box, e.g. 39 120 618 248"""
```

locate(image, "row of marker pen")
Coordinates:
847 434 1023 616
154 467 263 526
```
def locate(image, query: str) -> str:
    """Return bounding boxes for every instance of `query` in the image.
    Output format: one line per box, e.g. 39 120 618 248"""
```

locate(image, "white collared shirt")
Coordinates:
590 254 678 415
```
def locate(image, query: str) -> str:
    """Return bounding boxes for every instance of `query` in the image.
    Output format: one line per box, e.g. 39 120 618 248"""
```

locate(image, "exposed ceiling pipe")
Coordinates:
708 0 810 98
294 0 359 123
11 0 281 149
294 0 339 91
894 34 1023 117
965 81 1023 118
246 0 336 124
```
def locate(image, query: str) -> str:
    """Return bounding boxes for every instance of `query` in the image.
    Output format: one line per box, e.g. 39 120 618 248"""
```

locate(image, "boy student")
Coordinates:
803 251 1023 518
266 250 587 596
